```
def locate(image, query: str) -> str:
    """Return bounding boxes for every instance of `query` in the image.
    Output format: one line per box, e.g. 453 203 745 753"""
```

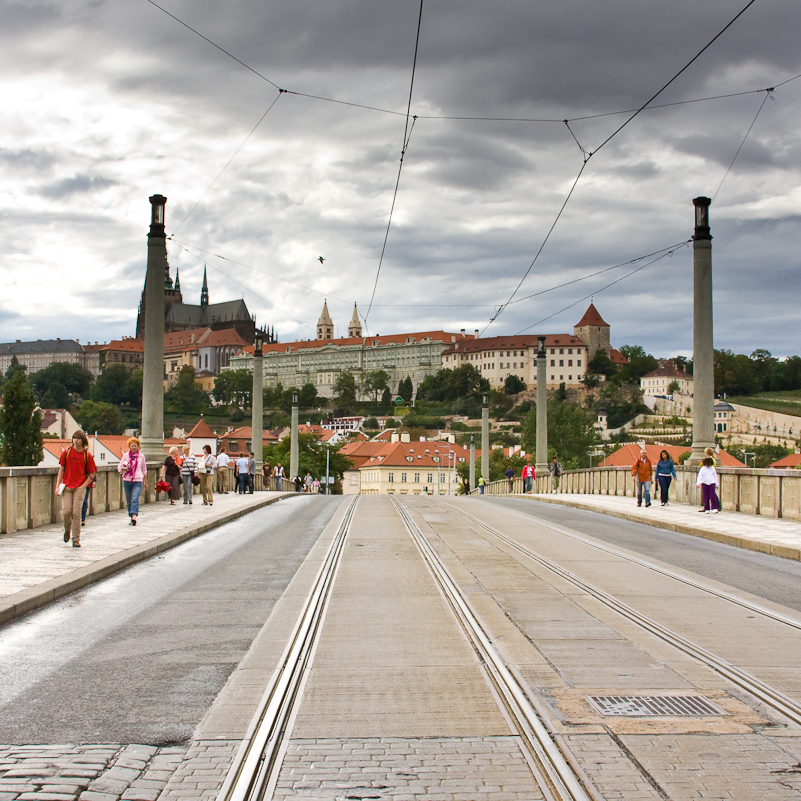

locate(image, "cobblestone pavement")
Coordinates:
157 741 239 801
271 737 545 801
0 743 188 801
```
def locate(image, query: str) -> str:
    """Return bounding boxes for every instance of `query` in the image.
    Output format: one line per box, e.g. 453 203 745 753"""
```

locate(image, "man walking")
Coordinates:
505 465 515 493
630 449 653 508
55 430 97 548
247 451 256 494
216 447 230 494
548 457 563 493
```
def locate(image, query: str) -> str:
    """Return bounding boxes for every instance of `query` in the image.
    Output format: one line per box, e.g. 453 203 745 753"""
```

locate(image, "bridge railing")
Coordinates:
0 465 271 535
476 465 801 521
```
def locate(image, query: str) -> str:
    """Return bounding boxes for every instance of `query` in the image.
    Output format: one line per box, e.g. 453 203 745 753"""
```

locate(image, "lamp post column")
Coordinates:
535 336 549 480
481 393 489 487
290 392 299 485
140 194 167 465
469 433 476 494
690 197 715 464
251 333 264 481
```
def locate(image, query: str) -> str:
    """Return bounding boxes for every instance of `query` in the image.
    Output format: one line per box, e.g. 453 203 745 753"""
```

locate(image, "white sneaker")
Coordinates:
705 510 711 514
710 509 719 514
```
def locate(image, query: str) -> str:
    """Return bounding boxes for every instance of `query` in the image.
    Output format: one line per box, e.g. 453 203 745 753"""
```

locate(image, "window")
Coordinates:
432 456 440 463
401 473 407 483
559 360 564 367
427 473 433 483
388 473 394 482
440 473 446 483
229 440 238 451
550 360 555 367
414 473 420 483
559 348 564 354
568 348 573 354
550 348 555 354
577 360 582 367
568 360 572 367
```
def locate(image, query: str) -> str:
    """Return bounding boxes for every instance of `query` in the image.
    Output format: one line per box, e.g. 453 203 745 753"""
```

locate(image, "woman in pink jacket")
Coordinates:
118 437 146 525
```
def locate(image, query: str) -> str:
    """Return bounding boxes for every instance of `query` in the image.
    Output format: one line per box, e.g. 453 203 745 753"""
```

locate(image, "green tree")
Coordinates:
30 361 94 402
333 371 358 409
213 369 252 407
586 349 618 379
617 345 658 383
41 381 69 409
521 398 597 469
165 366 211 415
298 382 319 409
92 363 137 406
726 443 790 468
362 370 390 408
504 374 526 395
76 400 124 435
0 365 43 466
398 376 414 403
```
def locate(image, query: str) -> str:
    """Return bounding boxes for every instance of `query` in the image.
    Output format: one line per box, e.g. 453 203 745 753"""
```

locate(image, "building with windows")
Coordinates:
341 437 468 495
0 339 99 377
640 359 694 398
164 327 249 388
714 400 735 433
442 334 588 389
231 303 472 399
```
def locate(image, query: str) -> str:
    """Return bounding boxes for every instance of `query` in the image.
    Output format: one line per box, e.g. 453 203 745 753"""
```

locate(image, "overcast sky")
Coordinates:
2 0 799 359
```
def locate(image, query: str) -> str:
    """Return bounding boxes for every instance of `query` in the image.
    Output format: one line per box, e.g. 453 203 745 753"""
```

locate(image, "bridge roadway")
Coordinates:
3 492 801 799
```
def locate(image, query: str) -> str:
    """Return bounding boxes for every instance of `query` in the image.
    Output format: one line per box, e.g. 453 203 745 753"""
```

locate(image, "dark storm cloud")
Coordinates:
38 175 118 200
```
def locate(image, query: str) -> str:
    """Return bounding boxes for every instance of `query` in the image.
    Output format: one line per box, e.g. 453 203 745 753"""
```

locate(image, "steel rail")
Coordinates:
390 496 596 801
490 500 801 633
216 497 358 801
449 503 801 728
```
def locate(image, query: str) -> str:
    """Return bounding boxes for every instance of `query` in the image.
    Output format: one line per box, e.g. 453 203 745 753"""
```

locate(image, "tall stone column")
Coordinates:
690 197 715 464
535 336 549 476
481 393 489 485
140 195 167 464
290 391 299 484
469 433 476 493
251 333 264 474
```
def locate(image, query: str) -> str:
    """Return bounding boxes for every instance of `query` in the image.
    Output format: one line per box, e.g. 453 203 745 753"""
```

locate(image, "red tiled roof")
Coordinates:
298 423 336 442
95 339 144 353
609 348 628 365
643 360 692 380
599 443 743 468
187 418 218 439
42 439 71 458
354 440 469 468
238 330 468 356
200 329 249 348
574 302 609 328
767 453 801 469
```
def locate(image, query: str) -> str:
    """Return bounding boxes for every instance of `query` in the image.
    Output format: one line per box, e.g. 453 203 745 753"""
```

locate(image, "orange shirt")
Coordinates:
631 458 653 482
59 447 97 489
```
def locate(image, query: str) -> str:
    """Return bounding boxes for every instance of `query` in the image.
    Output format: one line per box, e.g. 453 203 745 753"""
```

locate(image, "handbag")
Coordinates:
191 473 200 486
198 460 207 474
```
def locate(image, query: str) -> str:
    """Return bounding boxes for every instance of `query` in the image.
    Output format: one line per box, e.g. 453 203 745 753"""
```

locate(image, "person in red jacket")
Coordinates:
630 449 653 508
55 430 97 547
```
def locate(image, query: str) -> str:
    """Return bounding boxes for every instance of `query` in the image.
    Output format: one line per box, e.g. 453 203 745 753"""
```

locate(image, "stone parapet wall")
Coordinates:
479 465 801 520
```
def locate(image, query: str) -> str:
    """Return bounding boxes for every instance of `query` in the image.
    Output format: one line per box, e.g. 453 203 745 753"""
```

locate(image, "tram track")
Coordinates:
390 496 599 801
215 497 358 801
439 499 801 729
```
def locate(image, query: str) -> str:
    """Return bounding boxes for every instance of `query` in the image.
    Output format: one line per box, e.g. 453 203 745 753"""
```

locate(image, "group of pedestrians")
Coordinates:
630 447 722 513
158 443 217 507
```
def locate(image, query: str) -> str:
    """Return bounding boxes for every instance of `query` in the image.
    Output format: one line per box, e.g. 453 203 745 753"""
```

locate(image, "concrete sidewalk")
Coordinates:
0 490 296 626
513 491 801 561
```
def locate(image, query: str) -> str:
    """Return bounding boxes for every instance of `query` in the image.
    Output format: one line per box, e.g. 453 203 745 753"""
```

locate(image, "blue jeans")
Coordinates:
657 475 672 503
276 476 282 490
81 488 90 523
636 480 651 505
479 485 485 494
238 473 248 493
124 480 143 517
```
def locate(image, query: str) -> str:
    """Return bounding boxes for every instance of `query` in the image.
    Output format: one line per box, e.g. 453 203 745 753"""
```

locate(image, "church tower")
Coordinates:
348 304 362 338
317 300 334 340
574 302 611 362
200 265 209 308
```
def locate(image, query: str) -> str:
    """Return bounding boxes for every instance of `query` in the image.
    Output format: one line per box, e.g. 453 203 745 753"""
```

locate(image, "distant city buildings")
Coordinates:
0 338 100 377
640 359 694 398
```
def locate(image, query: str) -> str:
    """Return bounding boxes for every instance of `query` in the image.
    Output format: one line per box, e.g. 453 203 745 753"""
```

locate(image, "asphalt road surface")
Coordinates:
0 495 345 745
494 496 801 612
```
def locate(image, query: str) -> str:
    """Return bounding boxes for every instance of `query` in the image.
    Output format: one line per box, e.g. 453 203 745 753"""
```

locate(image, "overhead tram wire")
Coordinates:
480 0 760 337
712 89 773 202
171 92 285 236
515 243 690 336
363 0 425 325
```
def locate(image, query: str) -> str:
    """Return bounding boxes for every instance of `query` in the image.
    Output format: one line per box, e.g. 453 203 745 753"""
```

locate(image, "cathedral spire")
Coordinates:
316 300 334 340
174 268 181 293
348 303 362 338
200 265 209 308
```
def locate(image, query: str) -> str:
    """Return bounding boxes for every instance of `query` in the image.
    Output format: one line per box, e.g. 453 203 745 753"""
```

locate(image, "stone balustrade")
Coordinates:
479 465 801 520
0 464 271 535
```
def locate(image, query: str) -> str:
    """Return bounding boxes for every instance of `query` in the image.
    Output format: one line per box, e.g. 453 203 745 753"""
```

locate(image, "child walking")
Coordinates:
696 457 720 514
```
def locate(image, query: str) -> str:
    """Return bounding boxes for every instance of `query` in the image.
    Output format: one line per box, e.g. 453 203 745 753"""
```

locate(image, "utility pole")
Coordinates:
690 197 715 465
251 331 264 480
469 433 475 494
481 393 489 487
290 391 299 485
535 335 549 476
140 195 167 465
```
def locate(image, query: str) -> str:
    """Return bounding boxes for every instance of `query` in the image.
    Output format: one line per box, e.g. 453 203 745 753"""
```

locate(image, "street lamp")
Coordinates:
290 391 299 483
252 331 264 476
481 393 490 487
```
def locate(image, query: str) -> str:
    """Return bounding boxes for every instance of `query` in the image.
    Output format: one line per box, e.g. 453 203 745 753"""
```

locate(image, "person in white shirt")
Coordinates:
216 448 231 494
696 457 720 514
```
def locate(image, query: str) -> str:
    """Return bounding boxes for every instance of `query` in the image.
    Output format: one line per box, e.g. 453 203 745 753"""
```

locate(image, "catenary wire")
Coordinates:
480 0 758 336
363 0 425 324
712 89 773 202
171 92 284 236
515 243 689 335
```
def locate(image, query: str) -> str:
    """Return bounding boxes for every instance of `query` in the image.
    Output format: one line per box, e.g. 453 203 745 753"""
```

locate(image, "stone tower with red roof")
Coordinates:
574 303 611 363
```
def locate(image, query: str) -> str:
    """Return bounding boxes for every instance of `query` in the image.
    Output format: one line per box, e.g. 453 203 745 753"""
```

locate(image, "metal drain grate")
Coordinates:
586 695 727 717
